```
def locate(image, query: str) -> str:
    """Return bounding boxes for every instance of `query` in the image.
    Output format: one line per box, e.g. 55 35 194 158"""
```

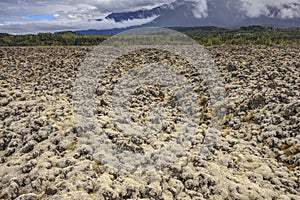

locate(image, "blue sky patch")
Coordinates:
26 14 54 20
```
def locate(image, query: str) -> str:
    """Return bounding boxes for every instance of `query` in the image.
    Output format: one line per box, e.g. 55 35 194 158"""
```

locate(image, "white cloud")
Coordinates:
279 2 300 18
239 0 300 18
0 0 172 34
188 0 209 19
0 16 159 34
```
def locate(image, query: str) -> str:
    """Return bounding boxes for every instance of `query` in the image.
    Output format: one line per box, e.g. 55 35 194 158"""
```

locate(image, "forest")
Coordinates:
0 26 299 46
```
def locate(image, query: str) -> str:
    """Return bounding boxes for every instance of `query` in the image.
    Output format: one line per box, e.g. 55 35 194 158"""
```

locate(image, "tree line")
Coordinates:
0 26 299 46
0 31 109 46
178 26 300 46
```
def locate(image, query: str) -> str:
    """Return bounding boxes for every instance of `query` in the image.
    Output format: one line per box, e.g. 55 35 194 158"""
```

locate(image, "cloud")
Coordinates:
280 3 300 19
188 0 209 19
0 16 159 34
239 0 300 19
0 0 173 34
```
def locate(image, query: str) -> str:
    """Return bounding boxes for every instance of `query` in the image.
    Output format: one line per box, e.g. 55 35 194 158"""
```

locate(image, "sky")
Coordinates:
0 0 299 34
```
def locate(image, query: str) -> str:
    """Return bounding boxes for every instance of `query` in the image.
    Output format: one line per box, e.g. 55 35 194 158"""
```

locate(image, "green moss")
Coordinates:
284 144 298 157
198 95 208 107
287 164 295 171
280 144 288 151
221 131 231 137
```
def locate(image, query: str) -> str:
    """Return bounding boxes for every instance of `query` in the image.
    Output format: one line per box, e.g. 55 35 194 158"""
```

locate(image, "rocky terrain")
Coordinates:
0 45 299 199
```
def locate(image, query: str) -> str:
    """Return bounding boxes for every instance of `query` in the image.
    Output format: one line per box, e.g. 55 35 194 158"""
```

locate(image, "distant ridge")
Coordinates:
74 25 297 36
75 27 138 35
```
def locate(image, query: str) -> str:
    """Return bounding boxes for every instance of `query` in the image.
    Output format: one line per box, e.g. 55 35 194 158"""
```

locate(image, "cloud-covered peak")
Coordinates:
0 0 299 34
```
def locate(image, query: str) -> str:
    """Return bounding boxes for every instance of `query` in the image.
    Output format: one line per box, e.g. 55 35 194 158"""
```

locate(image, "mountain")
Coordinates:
105 4 171 22
76 27 136 35
81 0 300 35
